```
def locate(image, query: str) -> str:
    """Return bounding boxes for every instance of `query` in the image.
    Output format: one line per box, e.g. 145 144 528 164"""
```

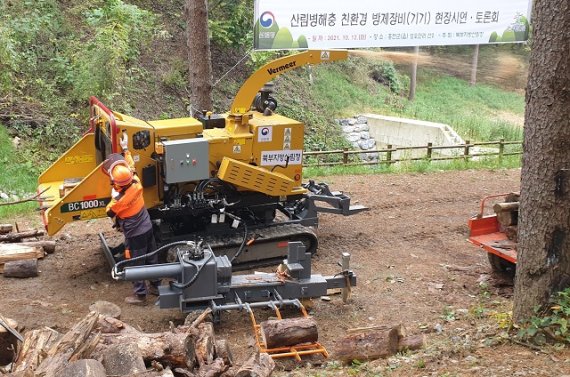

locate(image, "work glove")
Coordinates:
119 131 128 152
111 187 120 199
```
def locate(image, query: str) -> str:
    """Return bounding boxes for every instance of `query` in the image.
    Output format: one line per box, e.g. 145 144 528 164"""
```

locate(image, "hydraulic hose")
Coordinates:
114 240 190 274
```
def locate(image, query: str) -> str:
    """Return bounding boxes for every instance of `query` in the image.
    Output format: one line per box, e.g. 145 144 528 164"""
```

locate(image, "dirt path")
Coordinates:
2 168 569 376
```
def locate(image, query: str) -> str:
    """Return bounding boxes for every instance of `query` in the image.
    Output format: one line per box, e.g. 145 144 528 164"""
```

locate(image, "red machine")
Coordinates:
467 193 519 276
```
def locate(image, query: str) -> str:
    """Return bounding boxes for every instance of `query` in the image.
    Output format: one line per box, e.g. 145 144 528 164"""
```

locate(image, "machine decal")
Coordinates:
283 128 291 150
260 150 302 166
258 126 272 142
233 145 242 153
320 51 330 60
64 155 94 164
61 198 111 213
78 208 107 220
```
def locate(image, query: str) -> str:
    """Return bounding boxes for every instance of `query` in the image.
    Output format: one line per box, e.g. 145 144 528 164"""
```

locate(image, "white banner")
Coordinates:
254 0 531 50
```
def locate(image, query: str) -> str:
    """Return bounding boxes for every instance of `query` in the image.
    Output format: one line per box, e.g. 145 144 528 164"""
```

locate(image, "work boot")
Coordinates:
124 294 146 306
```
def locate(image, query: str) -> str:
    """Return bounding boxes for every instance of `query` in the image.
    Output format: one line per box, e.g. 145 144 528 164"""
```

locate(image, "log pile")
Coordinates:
0 223 56 278
333 324 426 363
493 192 520 242
2 309 276 377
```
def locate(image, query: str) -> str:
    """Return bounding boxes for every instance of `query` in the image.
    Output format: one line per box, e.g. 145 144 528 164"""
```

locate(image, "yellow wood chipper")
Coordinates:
37 50 367 268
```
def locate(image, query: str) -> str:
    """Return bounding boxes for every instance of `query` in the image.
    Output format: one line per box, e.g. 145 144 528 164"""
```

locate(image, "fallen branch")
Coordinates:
0 187 50 207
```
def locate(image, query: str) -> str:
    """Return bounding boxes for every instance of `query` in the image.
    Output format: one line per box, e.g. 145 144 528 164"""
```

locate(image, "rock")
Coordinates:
0 193 8 200
89 301 122 319
347 133 360 142
348 118 357 125
60 359 106 377
357 116 368 123
359 131 370 140
102 343 146 376
342 125 356 133
358 139 376 150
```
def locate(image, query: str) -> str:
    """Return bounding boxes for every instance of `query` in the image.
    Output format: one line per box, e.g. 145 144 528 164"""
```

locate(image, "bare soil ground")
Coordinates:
2 169 570 376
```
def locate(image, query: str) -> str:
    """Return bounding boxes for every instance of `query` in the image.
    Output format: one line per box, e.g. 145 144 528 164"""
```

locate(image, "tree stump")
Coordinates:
0 317 18 365
260 317 318 349
3 259 38 278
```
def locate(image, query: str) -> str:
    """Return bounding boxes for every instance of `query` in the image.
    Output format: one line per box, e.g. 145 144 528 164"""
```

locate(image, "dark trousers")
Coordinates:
126 228 159 296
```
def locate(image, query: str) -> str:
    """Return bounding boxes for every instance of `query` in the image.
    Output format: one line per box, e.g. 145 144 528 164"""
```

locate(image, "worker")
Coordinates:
105 132 160 305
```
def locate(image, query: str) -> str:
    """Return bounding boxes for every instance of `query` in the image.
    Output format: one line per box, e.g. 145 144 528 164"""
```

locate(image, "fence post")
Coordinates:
426 142 433 161
498 138 504 163
463 140 471 163
343 147 348 165
386 144 393 165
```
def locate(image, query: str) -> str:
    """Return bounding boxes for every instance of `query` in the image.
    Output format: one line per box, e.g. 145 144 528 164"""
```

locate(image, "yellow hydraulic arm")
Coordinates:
229 50 348 115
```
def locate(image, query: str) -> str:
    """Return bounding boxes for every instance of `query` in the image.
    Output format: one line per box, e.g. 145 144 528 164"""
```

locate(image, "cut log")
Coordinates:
496 211 518 227
3 259 38 278
493 202 520 213
0 230 44 242
195 322 215 367
19 241 56 254
260 317 318 349
95 324 194 368
89 301 121 319
13 327 61 372
131 369 176 377
60 359 106 377
0 224 13 234
214 339 233 367
102 342 147 376
0 317 18 365
35 311 100 376
398 334 426 352
347 324 406 337
197 357 228 377
235 352 275 377
333 327 401 362
0 244 44 264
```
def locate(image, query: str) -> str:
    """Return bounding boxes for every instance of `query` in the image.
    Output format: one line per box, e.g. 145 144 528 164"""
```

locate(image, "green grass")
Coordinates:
304 155 521 178
0 126 38 219
303 60 524 143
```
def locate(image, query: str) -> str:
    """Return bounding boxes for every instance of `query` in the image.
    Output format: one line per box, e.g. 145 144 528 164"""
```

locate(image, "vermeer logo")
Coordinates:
267 61 297 75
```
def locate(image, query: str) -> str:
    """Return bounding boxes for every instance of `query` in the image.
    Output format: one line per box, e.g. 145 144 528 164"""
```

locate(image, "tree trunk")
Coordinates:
96 325 194 368
214 339 233 367
0 229 44 242
18 241 56 254
186 0 213 115
513 0 570 322
333 327 400 362
470 44 480 86
260 317 318 349
3 259 38 278
408 46 419 100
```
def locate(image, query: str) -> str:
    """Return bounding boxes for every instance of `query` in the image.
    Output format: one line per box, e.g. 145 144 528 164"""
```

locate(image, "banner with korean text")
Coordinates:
253 0 531 50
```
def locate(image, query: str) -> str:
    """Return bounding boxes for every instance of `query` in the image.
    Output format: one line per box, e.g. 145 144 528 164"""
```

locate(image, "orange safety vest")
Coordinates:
106 175 145 219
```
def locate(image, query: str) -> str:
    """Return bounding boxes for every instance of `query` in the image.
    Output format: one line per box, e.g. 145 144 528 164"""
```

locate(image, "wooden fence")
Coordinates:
302 139 523 167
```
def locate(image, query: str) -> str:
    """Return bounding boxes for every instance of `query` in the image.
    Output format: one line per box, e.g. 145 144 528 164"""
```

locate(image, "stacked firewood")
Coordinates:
0 224 56 278
1 308 275 377
493 192 520 242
